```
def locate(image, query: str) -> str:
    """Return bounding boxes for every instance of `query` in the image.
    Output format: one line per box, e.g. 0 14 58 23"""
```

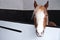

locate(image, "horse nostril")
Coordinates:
36 32 41 37
36 31 44 37
36 30 44 37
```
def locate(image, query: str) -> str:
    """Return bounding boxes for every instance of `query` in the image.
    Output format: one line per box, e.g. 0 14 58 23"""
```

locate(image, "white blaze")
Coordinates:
35 10 45 35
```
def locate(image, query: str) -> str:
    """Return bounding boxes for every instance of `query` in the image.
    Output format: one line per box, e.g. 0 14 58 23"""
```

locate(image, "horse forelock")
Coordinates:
34 6 47 14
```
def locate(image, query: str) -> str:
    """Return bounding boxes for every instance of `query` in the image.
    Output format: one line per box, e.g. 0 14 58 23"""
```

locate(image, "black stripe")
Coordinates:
0 26 22 33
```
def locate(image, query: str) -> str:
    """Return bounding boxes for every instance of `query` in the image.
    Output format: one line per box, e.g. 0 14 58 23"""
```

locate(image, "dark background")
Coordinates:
0 9 60 28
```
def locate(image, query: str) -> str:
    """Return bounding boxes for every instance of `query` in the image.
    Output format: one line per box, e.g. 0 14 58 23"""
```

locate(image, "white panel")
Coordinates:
0 20 60 40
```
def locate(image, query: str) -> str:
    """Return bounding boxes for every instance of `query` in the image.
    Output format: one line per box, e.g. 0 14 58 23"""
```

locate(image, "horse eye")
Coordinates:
44 10 46 13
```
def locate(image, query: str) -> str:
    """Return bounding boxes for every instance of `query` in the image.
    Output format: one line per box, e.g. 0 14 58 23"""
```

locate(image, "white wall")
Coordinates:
23 0 60 10
0 0 60 10
23 0 34 10
0 20 60 40
0 0 23 10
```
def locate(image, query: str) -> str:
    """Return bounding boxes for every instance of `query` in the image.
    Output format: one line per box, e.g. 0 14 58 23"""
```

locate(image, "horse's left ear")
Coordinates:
44 1 49 9
34 0 38 8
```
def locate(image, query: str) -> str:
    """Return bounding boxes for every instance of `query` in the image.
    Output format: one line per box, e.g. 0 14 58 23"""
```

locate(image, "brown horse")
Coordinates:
33 0 57 37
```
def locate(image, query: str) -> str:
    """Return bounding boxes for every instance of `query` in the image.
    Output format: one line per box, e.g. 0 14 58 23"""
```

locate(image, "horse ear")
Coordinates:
34 0 38 8
44 1 49 9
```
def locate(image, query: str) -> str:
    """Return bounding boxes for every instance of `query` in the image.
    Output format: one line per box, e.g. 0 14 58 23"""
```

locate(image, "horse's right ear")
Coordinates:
34 0 38 8
44 1 49 9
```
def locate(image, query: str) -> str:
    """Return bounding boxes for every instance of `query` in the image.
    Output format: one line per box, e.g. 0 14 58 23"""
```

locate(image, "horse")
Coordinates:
33 0 57 37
